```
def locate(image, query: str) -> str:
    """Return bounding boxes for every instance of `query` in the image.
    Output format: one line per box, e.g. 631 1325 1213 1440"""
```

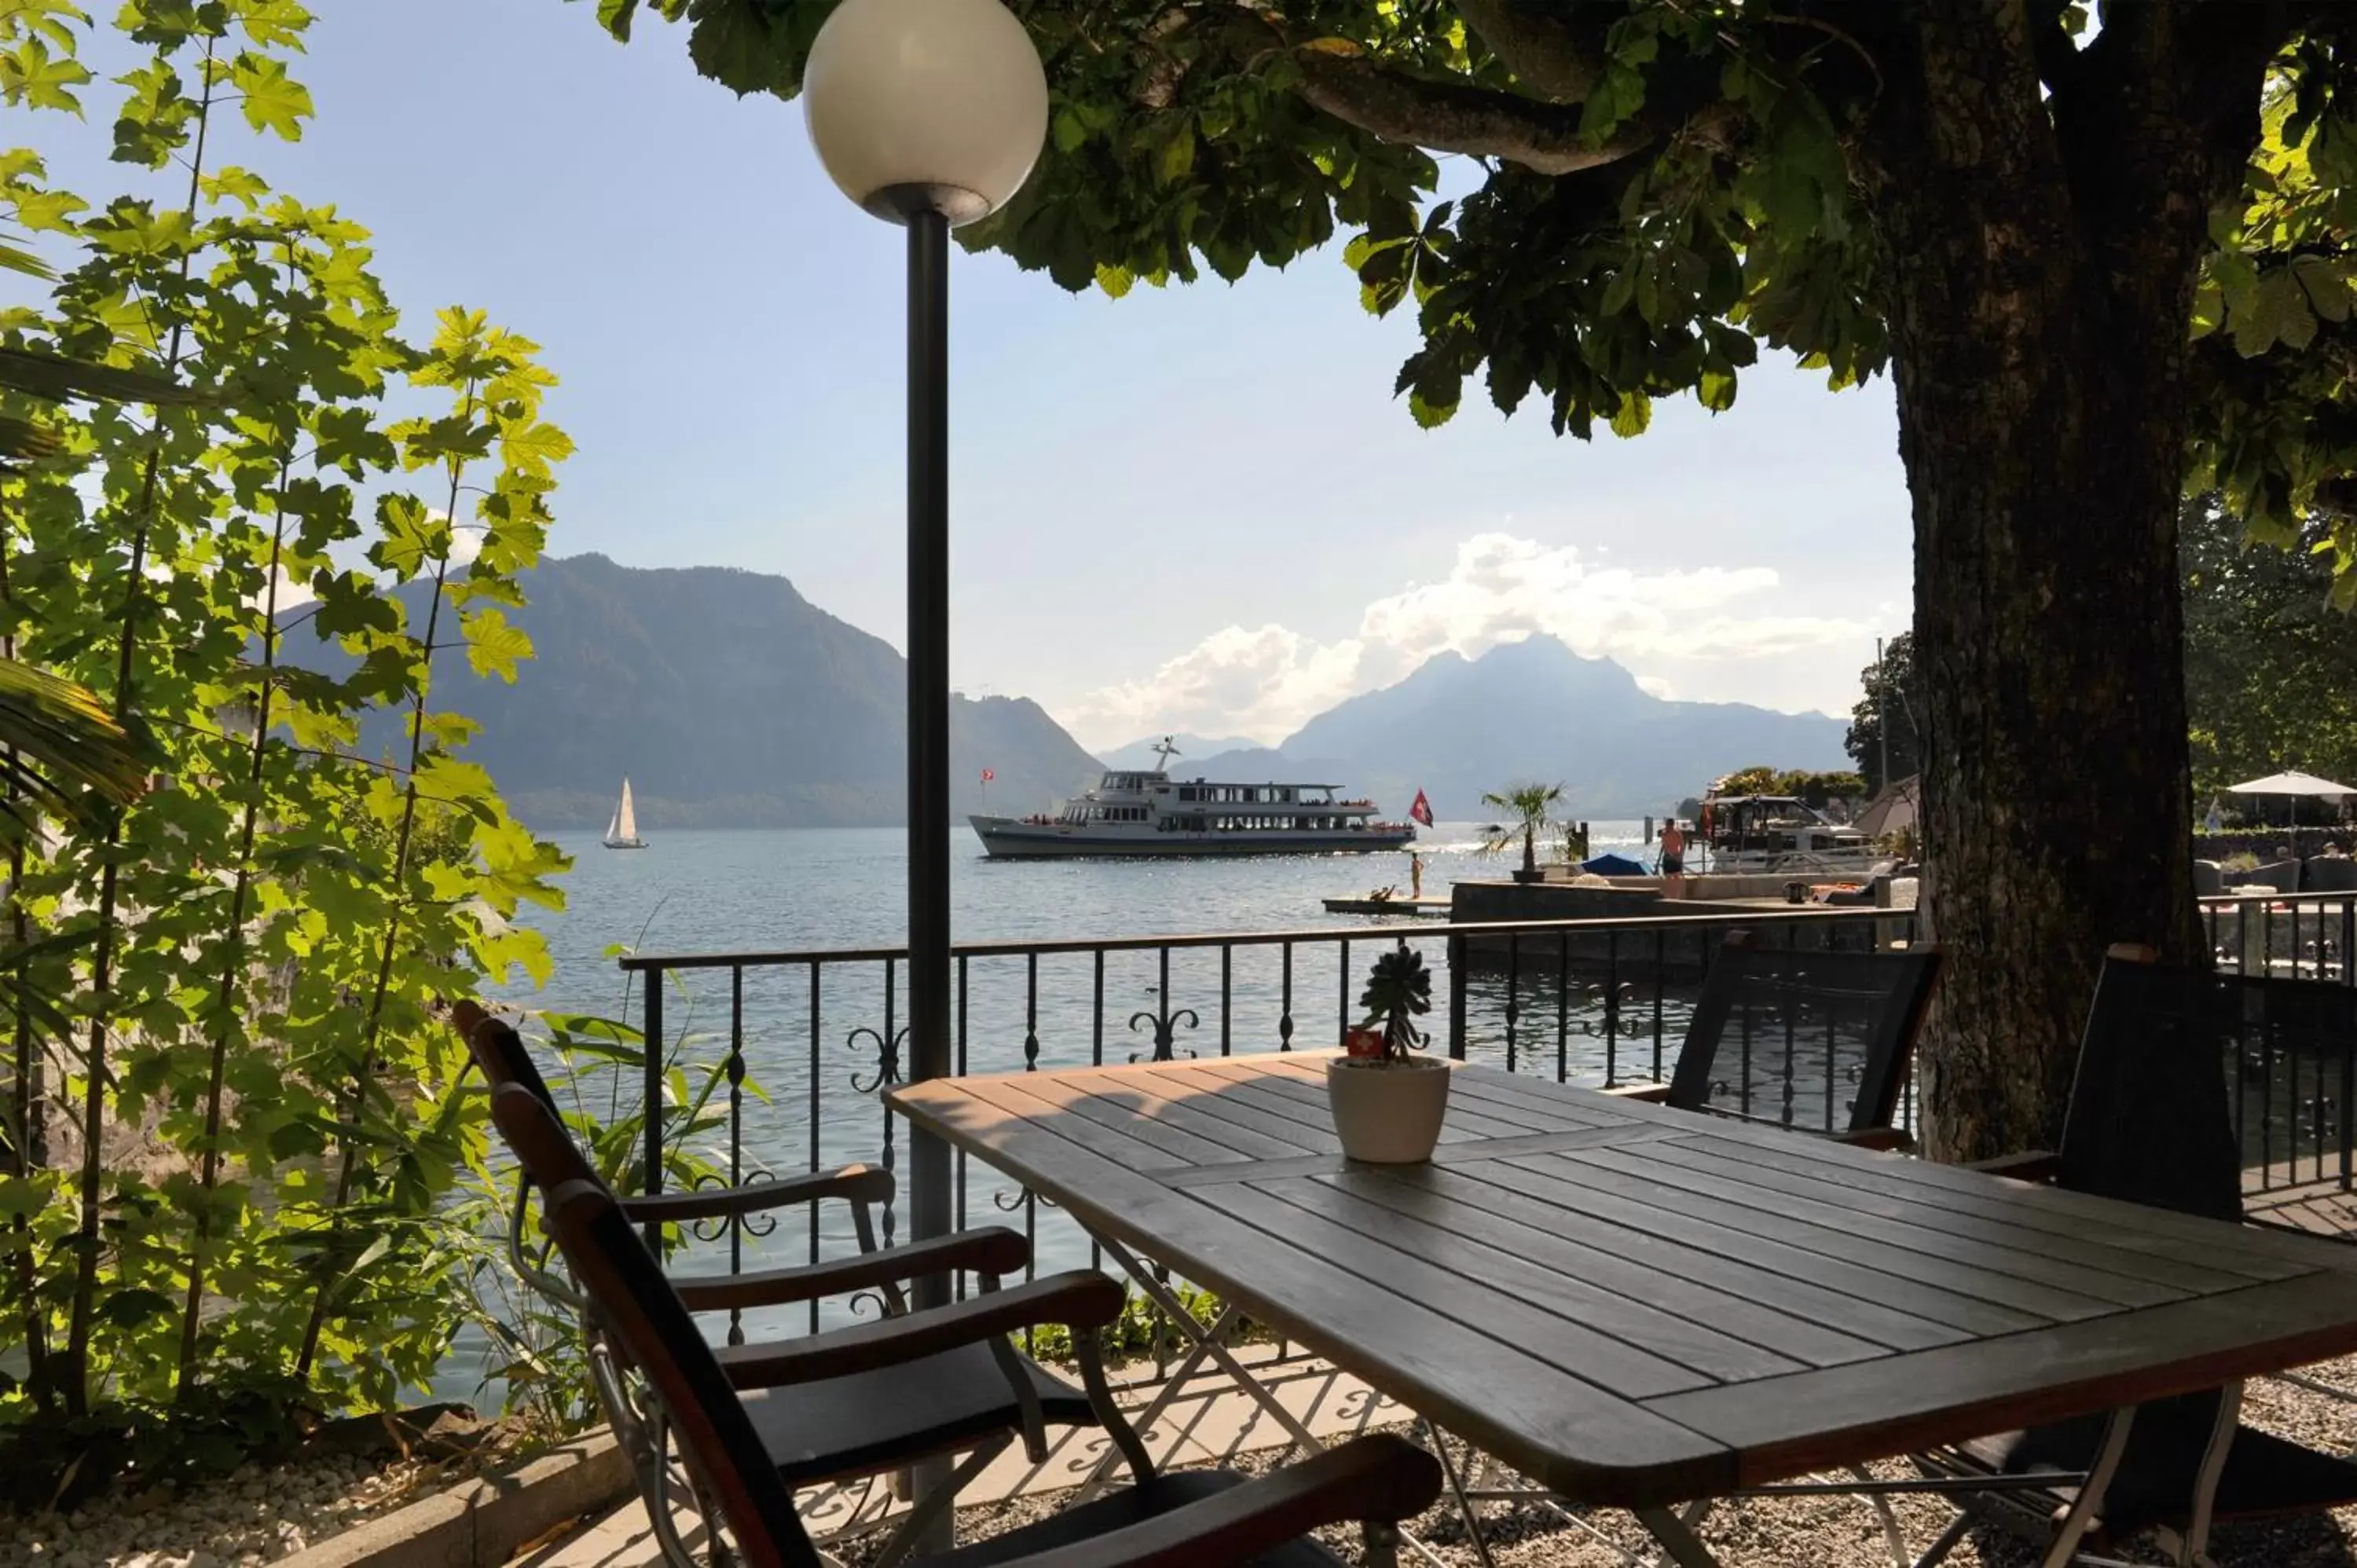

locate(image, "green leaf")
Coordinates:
1 35 92 113
1698 368 1737 412
99 1287 178 1328
1407 387 1455 430
2292 254 2351 324
1052 106 1085 154
1608 390 1652 438
498 418 574 480
461 606 533 683
1157 119 1196 187
230 51 311 140
2234 267 2313 357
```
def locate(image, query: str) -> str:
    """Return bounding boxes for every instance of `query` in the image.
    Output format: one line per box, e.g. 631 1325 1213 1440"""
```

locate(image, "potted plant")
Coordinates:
1325 945 1450 1163
1480 782 1566 884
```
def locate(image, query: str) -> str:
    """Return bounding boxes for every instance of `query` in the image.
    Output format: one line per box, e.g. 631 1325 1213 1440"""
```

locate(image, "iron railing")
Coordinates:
614 892 2357 1345
618 905 1911 1343
2205 891 2357 1196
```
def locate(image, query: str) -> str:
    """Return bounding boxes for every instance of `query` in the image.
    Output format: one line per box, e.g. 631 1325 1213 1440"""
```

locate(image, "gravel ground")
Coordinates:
21 1360 2357 1568
845 1358 2357 1568
0 1425 530 1568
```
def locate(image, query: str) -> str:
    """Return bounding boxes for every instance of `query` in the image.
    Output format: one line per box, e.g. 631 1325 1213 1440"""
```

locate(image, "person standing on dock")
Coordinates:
1409 852 1424 899
1659 816 1687 877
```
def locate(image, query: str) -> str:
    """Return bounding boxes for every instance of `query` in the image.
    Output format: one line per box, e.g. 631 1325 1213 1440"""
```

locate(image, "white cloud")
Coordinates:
1058 533 1867 748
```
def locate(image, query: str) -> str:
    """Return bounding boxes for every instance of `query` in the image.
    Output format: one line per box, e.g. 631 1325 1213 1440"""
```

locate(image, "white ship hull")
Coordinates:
971 815 1415 859
1706 845 1886 876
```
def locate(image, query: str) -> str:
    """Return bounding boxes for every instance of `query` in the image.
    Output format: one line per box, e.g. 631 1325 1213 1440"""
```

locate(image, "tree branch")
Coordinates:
1289 49 1650 175
1449 0 1607 102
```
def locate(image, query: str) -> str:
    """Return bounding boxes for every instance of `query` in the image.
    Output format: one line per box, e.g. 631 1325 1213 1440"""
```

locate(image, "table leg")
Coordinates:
1080 1232 1478 1568
1849 1464 1912 1568
1096 1235 1328 1455
2039 1405 2135 1568
1419 1419 1497 1568
2174 1382 2242 1568
1635 1504 1728 1568
1906 1511 1974 1568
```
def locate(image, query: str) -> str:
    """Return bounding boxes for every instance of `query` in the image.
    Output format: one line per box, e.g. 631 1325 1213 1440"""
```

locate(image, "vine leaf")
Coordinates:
230 51 311 140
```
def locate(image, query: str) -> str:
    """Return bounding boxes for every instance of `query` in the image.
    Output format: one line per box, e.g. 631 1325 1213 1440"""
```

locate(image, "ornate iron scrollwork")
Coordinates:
686 1169 783 1243
1128 1000 1201 1063
847 1021 908 1094
1573 979 1649 1041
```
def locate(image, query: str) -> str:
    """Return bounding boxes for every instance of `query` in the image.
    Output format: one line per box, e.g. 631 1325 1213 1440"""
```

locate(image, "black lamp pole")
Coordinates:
905 206 953 1317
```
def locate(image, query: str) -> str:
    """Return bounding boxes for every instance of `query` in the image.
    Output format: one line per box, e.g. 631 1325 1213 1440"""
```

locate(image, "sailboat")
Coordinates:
603 776 647 850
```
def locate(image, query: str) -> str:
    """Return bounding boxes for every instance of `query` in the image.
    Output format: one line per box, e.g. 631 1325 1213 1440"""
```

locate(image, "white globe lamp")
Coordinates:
804 0 1050 225
800 0 1049 1416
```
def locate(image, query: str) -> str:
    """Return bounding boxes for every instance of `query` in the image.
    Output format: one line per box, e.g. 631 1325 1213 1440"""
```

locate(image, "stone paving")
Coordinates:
523 1344 1403 1567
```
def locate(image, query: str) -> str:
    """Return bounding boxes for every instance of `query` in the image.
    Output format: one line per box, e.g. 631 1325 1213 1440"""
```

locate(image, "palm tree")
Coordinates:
1479 782 1567 881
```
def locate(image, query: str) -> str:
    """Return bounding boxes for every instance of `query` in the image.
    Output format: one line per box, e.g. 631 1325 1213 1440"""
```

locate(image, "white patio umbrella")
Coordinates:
2225 770 2355 830
1855 775 1919 838
2226 770 2355 798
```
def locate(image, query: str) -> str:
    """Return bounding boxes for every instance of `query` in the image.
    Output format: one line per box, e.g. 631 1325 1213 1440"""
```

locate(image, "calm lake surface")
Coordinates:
443 819 1659 1401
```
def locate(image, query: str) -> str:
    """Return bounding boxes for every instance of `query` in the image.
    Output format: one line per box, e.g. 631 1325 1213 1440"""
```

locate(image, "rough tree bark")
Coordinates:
1858 6 2282 1160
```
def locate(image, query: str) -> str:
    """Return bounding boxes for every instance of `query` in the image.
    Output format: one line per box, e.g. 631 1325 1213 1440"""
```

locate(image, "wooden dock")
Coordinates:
1321 893 1452 917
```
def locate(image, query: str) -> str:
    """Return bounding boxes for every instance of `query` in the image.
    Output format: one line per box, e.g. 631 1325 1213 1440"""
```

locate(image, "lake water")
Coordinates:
445 819 1660 1401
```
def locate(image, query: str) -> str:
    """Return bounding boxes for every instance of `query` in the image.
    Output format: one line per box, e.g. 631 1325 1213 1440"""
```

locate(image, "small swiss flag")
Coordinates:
981 768 995 782
1409 789 1434 827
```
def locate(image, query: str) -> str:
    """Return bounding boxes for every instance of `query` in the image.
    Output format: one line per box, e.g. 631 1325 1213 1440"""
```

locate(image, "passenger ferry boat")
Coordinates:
1700 793 1885 874
970 740 1417 859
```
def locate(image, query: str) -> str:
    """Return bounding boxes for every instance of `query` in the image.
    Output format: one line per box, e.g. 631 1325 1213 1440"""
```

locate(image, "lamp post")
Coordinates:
803 0 1048 1337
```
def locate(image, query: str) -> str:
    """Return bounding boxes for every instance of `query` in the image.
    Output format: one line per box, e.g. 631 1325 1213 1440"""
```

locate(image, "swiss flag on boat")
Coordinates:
981 768 995 782
1409 789 1435 827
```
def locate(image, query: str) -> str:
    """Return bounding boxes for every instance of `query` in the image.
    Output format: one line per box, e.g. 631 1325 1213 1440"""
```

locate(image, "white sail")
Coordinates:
604 777 644 847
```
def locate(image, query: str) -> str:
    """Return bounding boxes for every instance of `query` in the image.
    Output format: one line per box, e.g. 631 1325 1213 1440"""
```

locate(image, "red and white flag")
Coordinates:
1409 789 1435 827
981 768 995 782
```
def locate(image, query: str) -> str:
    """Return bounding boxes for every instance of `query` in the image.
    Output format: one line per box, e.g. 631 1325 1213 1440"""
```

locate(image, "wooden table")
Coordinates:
889 1056 2357 1562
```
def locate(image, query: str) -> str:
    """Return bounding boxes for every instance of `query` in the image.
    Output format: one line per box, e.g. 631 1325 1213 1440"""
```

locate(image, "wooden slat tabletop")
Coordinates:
887 1055 2357 1508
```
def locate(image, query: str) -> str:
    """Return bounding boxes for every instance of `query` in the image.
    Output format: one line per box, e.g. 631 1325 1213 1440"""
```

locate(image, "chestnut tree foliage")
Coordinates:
593 0 2357 1160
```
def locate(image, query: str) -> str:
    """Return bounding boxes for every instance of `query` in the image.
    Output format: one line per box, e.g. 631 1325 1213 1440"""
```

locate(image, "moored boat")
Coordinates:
1699 793 1882 874
971 739 1416 859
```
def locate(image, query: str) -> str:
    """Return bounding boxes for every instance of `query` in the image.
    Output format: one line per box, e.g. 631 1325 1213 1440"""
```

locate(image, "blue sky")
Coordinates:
20 0 1914 751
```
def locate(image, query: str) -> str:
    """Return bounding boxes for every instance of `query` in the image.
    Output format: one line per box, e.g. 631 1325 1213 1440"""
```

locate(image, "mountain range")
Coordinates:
320 554 1102 830
1182 636 1850 819
1097 732 1261 771
310 555 1849 829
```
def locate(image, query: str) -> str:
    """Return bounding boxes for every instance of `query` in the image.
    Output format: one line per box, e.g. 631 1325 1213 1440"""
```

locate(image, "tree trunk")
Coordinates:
1860 10 2269 1161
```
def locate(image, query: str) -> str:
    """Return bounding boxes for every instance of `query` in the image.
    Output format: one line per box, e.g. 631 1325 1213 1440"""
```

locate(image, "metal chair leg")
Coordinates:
867 1438 1009 1568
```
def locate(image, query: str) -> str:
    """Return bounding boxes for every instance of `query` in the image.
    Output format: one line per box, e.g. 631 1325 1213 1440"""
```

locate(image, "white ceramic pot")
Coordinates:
1325 1057 1451 1163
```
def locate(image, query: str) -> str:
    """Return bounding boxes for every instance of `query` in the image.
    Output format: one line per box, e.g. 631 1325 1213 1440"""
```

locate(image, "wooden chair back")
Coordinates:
1667 933 1942 1134
453 1000 564 1112
2062 948 2357 1222
489 1083 819 1568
